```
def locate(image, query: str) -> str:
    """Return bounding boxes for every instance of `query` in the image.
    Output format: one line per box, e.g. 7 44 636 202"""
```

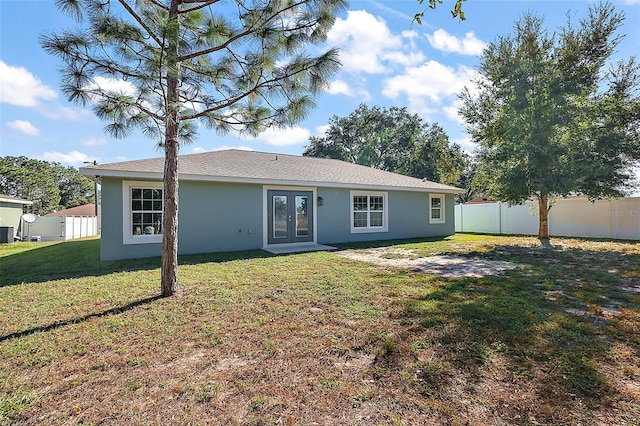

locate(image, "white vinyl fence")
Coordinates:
26 215 98 242
455 197 640 240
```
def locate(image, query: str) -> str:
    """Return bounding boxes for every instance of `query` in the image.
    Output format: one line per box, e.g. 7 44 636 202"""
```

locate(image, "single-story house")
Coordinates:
80 149 460 260
0 194 34 242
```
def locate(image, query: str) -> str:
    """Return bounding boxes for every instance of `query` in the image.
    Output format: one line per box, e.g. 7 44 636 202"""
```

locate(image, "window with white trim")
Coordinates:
350 191 388 233
429 193 445 224
123 181 163 244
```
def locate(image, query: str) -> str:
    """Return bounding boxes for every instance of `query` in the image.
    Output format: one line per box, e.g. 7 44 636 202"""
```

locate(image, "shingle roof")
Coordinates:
45 204 100 217
80 149 461 193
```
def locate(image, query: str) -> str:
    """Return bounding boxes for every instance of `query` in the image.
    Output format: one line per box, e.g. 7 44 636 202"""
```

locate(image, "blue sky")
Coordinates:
1 0 639 190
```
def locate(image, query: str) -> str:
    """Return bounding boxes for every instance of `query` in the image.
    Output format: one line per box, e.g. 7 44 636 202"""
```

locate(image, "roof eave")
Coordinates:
84 168 461 193
0 197 34 205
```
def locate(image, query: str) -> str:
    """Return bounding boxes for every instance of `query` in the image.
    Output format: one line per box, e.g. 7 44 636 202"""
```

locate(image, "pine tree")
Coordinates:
42 0 346 295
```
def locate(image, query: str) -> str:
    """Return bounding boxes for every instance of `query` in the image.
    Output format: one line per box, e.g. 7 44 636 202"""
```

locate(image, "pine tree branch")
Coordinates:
177 0 311 62
118 0 165 47
181 56 327 121
144 0 171 11
179 0 222 14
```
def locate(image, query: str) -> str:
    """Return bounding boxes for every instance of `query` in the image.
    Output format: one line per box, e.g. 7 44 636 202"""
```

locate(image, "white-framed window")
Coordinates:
122 180 163 244
350 191 388 233
429 193 445 224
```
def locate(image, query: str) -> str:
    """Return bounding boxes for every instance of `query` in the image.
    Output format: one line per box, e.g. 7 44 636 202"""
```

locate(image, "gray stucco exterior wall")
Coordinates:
178 181 263 254
100 178 456 260
100 178 264 260
316 188 455 244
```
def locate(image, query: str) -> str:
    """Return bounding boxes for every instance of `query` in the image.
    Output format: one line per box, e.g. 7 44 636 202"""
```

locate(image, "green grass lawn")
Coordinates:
1 234 638 425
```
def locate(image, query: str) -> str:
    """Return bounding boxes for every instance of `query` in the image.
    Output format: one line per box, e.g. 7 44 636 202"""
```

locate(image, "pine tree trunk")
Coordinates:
161 135 179 297
160 0 181 297
537 193 550 240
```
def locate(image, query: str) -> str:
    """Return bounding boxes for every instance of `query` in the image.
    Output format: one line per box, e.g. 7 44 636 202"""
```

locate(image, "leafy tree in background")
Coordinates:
0 156 94 215
397 121 465 187
459 3 640 240
305 104 422 172
452 153 483 204
0 157 60 215
42 0 346 296
303 104 466 187
52 164 96 209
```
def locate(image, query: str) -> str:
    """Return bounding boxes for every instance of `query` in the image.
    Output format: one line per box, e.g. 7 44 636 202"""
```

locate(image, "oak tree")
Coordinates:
303 104 465 186
459 3 640 240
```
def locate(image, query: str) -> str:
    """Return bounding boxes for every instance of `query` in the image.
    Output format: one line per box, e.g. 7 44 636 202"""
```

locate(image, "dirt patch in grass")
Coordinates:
335 247 519 277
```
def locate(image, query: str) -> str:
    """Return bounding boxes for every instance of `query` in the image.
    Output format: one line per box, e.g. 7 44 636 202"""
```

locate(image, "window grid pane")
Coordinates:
370 196 384 211
352 193 385 229
370 212 383 227
131 187 163 236
353 196 368 211
353 211 368 228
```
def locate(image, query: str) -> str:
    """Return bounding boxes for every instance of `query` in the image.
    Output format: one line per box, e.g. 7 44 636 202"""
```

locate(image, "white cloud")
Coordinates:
443 98 465 124
251 126 311 146
383 51 427 68
451 136 475 153
81 136 107 147
0 61 57 107
89 77 138 96
427 29 487 56
42 150 95 166
6 120 40 136
382 61 479 118
315 125 331 136
327 80 352 96
327 79 371 100
327 10 423 74
192 146 207 153
39 104 91 121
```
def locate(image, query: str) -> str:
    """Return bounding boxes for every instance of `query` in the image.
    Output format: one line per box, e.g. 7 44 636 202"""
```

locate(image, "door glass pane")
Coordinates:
295 196 308 237
273 195 288 239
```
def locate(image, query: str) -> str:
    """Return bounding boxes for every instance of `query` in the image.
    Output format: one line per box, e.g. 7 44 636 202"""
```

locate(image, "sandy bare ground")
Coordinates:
335 247 519 277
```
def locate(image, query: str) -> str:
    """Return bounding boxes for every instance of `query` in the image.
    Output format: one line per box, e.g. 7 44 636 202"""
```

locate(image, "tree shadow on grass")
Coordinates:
386 243 640 422
395 271 621 421
0 238 274 287
0 294 163 342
